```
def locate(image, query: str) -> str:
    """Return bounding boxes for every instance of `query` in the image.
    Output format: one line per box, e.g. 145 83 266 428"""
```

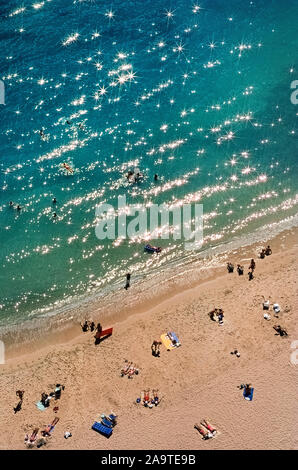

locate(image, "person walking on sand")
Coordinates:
90 321 95 332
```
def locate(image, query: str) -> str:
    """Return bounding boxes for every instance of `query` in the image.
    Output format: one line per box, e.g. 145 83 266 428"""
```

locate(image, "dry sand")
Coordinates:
0 229 297 450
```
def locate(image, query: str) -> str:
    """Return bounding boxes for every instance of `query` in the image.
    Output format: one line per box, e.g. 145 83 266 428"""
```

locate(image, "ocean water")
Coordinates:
0 0 298 329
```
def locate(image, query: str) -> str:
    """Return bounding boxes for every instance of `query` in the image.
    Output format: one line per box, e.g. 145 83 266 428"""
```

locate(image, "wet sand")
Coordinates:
0 228 297 450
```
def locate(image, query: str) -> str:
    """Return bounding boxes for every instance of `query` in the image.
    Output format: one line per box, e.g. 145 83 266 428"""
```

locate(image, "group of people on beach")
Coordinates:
40 384 64 410
227 258 256 281
120 360 139 378
259 245 272 259
25 417 63 448
80 319 102 334
139 389 161 408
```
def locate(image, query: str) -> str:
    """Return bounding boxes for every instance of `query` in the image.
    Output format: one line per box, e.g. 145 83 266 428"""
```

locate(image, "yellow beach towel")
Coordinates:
160 334 175 350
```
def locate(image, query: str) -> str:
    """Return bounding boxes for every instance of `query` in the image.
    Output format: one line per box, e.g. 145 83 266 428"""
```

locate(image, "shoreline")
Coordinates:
2 223 298 361
2 224 298 361
0 228 297 449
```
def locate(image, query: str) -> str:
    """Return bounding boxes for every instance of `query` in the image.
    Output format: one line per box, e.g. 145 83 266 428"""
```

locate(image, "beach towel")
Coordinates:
101 417 113 428
92 421 113 437
36 401 46 411
95 327 113 339
160 334 175 350
243 388 254 401
170 332 181 346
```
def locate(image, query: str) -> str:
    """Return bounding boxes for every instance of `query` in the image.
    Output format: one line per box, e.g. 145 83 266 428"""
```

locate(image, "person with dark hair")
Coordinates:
249 259 256 272
151 340 162 357
260 249 266 259
54 384 63 400
90 321 95 332
227 262 234 273
125 272 131 290
81 320 89 332
273 325 288 337
248 270 254 281
265 245 272 256
237 264 244 275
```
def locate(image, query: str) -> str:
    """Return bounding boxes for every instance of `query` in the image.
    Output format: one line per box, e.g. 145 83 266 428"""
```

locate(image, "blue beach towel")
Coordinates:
101 417 113 428
92 421 112 437
243 387 254 401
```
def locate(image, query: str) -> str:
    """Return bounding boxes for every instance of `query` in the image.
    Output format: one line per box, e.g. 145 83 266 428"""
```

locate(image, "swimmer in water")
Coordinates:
62 163 74 174
9 201 13 207
52 198 57 204
39 129 45 138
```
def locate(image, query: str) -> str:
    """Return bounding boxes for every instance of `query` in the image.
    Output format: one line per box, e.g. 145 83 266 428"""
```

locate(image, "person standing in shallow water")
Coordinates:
125 272 131 290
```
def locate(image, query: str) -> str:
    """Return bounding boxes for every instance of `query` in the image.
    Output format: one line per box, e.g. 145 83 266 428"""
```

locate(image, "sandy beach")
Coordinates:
0 228 297 450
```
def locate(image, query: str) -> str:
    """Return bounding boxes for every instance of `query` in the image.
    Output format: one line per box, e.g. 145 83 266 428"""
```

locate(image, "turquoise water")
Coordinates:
0 0 297 327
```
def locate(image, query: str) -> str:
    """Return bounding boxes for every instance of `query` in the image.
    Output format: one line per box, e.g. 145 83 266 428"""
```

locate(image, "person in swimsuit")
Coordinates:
200 419 217 435
227 262 234 273
143 389 150 406
81 320 89 332
62 162 74 173
194 424 213 439
41 417 59 437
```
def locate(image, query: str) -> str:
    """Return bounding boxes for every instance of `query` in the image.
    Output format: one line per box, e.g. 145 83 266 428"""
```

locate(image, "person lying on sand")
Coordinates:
121 361 133 376
273 324 288 337
25 428 39 447
208 310 216 321
217 311 224 324
200 419 217 435
143 389 151 406
231 349 241 357
152 389 161 406
194 424 213 440
238 383 252 394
